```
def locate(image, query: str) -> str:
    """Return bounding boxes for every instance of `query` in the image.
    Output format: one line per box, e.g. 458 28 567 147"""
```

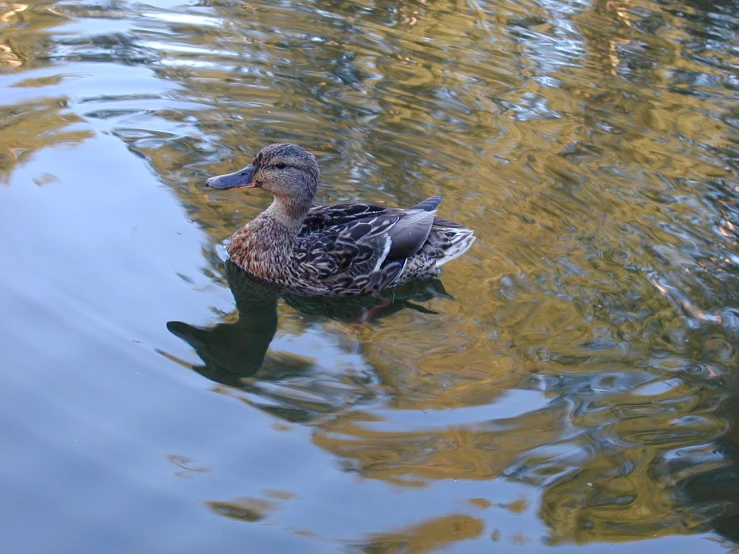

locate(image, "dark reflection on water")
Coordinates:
679 387 739 545
1 0 738 552
165 260 449 421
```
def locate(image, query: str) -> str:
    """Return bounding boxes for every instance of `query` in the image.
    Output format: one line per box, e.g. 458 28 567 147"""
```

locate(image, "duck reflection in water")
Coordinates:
167 260 450 388
677 386 739 544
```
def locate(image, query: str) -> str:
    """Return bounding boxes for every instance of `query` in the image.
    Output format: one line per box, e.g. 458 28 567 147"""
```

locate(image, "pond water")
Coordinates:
1 0 738 552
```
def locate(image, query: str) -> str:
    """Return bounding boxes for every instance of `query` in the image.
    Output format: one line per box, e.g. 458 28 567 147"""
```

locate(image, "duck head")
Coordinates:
206 143 320 212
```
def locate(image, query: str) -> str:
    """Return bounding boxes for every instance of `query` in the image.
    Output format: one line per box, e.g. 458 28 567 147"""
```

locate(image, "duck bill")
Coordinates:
205 164 257 189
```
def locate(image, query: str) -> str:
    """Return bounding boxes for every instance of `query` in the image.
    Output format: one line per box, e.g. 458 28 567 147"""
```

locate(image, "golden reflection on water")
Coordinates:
350 514 485 553
0 98 91 181
314 405 565 486
2 0 739 551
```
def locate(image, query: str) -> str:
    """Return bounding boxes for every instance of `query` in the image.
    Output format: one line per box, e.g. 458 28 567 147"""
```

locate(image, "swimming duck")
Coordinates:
206 143 475 296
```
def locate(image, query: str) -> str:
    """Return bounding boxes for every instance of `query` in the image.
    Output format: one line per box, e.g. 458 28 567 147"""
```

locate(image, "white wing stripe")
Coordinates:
373 236 392 272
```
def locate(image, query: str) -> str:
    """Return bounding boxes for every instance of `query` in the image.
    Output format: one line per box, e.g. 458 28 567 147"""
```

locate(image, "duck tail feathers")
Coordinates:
409 196 443 212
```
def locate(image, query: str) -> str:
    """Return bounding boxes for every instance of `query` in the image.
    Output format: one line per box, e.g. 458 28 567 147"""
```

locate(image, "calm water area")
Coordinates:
1 0 739 552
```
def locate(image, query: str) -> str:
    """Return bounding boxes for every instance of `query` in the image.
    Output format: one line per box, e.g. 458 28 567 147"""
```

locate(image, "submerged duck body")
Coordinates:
206 143 475 296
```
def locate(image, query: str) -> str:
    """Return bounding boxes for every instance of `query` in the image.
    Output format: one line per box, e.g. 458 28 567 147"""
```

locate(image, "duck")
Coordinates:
205 143 475 296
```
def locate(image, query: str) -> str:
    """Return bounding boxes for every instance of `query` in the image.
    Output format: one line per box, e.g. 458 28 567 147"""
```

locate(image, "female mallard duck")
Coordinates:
206 143 475 296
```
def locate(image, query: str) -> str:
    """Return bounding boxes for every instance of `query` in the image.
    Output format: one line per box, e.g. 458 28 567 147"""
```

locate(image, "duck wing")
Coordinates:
301 196 441 235
296 197 443 295
301 196 441 262
300 203 389 234
299 219 395 279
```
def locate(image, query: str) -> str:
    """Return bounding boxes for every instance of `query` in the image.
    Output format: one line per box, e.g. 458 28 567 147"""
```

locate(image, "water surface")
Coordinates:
1 0 739 552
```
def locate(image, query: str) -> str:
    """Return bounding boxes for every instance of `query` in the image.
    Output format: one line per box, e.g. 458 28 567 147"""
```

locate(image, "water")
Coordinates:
1 0 738 552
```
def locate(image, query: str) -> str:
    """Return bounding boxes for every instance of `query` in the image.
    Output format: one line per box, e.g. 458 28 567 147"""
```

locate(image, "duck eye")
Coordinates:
275 162 286 169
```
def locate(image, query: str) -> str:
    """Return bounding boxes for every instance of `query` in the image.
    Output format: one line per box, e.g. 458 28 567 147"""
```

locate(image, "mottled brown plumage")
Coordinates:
206 143 475 296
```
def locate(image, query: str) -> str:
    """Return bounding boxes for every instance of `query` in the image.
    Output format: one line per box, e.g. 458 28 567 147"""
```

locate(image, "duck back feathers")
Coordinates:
287 196 474 295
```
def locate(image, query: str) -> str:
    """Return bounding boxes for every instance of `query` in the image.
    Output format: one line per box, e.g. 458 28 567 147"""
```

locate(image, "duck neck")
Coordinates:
264 195 311 234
